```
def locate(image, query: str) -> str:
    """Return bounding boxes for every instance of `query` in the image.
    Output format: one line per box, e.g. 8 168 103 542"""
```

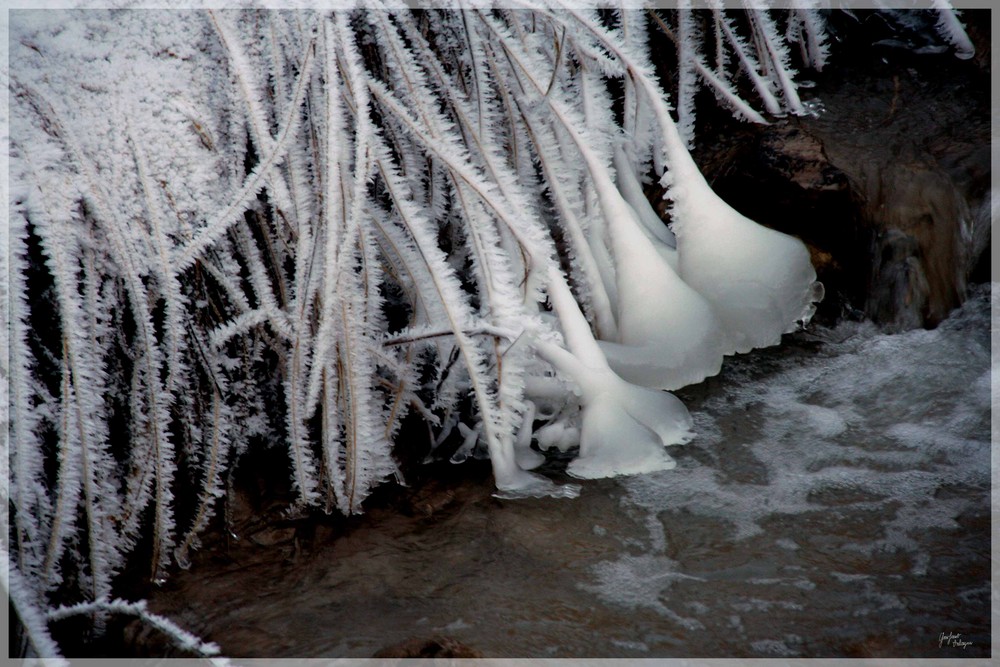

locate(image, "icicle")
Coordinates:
613 143 676 250
932 0 975 60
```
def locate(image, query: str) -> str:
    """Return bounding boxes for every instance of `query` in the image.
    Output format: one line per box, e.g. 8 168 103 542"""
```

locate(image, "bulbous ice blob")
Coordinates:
669 174 824 355
534 419 581 452
566 368 694 479
632 72 824 356
598 320 725 392
569 400 675 479
534 268 696 479
514 444 546 471
602 184 727 389
533 338 694 480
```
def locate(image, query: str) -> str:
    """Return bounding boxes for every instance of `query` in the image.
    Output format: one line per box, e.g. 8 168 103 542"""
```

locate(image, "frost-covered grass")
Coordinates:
3 3 974 660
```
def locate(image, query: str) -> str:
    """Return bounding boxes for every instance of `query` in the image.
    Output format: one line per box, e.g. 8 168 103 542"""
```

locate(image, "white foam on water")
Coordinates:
775 538 800 551
440 618 471 631
732 598 804 612
634 284 987 536
611 639 650 652
581 553 706 631
585 284 991 627
687 601 710 614
751 638 798 656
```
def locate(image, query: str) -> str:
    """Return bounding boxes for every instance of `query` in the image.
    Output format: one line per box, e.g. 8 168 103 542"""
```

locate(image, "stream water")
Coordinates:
147 283 992 659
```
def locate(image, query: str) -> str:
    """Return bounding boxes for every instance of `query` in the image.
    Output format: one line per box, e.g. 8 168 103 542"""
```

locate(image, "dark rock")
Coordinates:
685 20 989 331
396 465 495 519
372 635 483 658
249 526 297 547
756 125 849 194
800 53 990 330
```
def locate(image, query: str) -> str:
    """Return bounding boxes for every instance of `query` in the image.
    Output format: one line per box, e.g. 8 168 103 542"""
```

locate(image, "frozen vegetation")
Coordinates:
2 2 976 659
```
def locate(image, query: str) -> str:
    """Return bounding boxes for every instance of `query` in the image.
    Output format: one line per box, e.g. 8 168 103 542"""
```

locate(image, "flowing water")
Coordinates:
147 284 992 659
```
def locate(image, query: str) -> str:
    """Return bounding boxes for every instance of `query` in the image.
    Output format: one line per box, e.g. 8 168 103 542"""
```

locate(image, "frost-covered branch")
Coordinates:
48 597 230 665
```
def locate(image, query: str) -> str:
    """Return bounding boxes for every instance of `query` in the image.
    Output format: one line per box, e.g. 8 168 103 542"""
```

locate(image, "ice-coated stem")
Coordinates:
535 268 695 479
